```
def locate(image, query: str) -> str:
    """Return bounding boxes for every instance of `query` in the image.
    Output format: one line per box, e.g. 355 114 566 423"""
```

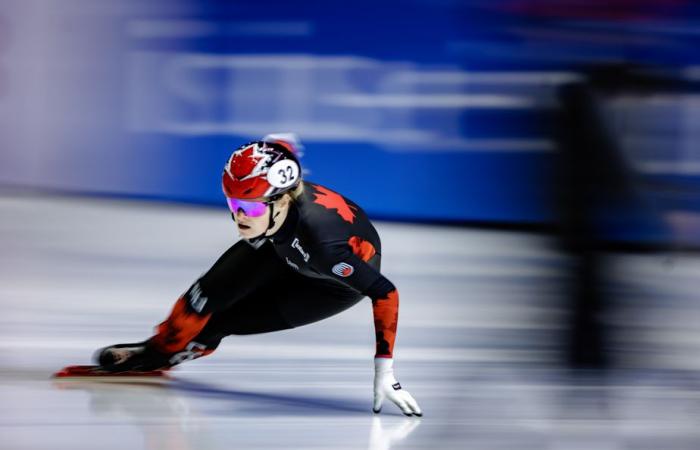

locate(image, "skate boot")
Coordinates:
54 341 213 378
93 341 172 373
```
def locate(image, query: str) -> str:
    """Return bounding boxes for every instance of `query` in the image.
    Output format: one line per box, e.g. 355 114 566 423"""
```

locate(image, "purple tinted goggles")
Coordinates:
226 197 269 217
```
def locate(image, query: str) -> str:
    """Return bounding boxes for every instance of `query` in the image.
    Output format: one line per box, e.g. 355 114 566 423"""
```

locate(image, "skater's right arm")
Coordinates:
315 245 422 416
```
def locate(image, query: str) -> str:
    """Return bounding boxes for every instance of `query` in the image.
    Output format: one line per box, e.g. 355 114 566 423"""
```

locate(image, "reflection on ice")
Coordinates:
369 416 421 450
51 377 422 450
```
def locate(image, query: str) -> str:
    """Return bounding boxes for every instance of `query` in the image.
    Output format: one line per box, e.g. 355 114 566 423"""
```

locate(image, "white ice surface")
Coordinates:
2 193 700 449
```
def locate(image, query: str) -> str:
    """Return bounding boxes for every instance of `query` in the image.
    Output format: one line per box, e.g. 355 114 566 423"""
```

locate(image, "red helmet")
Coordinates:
222 141 302 200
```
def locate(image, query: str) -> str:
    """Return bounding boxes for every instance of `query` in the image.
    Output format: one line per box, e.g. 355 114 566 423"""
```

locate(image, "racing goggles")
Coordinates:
226 198 270 217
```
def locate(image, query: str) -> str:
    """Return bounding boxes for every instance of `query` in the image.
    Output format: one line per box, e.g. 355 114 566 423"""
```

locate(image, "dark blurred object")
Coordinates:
553 64 694 368
503 0 689 21
555 68 626 369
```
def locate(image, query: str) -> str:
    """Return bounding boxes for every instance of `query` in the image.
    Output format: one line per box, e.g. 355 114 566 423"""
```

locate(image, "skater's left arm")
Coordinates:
319 248 422 416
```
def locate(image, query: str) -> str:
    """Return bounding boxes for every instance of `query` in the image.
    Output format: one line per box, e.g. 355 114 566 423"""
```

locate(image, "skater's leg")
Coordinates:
276 279 365 328
95 241 292 371
192 275 365 351
215 255 379 335
97 278 364 372
97 248 373 371
191 293 294 349
150 241 289 353
100 284 298 370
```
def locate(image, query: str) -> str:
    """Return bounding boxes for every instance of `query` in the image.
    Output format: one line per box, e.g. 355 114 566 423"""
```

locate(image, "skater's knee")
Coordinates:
183 279 235 316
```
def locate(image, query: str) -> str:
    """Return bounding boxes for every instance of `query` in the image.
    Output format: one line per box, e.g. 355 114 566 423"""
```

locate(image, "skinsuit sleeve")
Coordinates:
315 240 399 359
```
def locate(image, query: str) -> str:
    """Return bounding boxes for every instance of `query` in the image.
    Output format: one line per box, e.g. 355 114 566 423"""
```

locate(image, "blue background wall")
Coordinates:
1 0 700 239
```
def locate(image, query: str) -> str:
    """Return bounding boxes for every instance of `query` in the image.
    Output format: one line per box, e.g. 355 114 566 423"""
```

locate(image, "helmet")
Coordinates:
222 140 302 200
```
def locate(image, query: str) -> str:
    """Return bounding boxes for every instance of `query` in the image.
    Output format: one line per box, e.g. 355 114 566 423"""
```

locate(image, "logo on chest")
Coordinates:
332 262 354 277
291 237 310 262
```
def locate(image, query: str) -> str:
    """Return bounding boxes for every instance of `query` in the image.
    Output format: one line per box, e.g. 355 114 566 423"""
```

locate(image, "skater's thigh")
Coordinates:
276 279 365 328
195 288 293 343
197 276 363 342
192 240 290 314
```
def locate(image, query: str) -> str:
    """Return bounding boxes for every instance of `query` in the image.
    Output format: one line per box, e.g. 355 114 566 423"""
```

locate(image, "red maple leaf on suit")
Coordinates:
312 185 357 224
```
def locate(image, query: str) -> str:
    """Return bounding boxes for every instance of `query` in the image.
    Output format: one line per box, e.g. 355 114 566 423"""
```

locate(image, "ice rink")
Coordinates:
3 192 700 449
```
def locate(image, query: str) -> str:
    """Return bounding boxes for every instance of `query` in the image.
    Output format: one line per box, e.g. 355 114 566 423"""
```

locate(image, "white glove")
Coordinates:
373 358 422 416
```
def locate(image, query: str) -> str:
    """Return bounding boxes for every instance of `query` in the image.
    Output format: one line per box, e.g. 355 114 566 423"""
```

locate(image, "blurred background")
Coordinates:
3 0 700 449
2 0 700 233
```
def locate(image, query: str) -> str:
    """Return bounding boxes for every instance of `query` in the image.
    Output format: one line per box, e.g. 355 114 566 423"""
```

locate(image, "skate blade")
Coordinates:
53 365 168 379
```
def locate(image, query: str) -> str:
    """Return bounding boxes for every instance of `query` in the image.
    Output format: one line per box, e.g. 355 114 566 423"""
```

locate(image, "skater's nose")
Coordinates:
235 208 255 224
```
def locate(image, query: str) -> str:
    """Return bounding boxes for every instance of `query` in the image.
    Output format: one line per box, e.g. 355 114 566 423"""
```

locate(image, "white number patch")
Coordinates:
267 160 299 188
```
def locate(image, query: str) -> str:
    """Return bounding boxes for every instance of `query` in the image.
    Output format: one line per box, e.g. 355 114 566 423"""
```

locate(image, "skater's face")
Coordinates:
231 200 271 239
230 195 292 239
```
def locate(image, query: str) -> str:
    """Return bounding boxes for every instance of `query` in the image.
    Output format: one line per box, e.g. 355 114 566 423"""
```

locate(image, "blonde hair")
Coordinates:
288 182 305 201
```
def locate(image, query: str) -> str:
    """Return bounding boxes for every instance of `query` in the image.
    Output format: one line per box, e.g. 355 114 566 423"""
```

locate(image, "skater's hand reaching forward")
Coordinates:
373 358 422 417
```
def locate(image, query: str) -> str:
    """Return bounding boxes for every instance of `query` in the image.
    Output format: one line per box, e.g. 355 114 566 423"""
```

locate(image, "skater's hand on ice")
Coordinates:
373 358 422 417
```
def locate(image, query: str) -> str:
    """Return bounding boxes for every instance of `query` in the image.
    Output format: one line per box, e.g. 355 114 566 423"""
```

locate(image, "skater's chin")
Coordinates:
238 226 264 239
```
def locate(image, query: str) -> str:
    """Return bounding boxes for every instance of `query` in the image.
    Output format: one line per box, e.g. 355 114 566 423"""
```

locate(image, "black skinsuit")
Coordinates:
155 182 400 359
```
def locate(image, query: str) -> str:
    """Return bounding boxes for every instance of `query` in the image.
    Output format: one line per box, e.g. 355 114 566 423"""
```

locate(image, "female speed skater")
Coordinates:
90 136 422 416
